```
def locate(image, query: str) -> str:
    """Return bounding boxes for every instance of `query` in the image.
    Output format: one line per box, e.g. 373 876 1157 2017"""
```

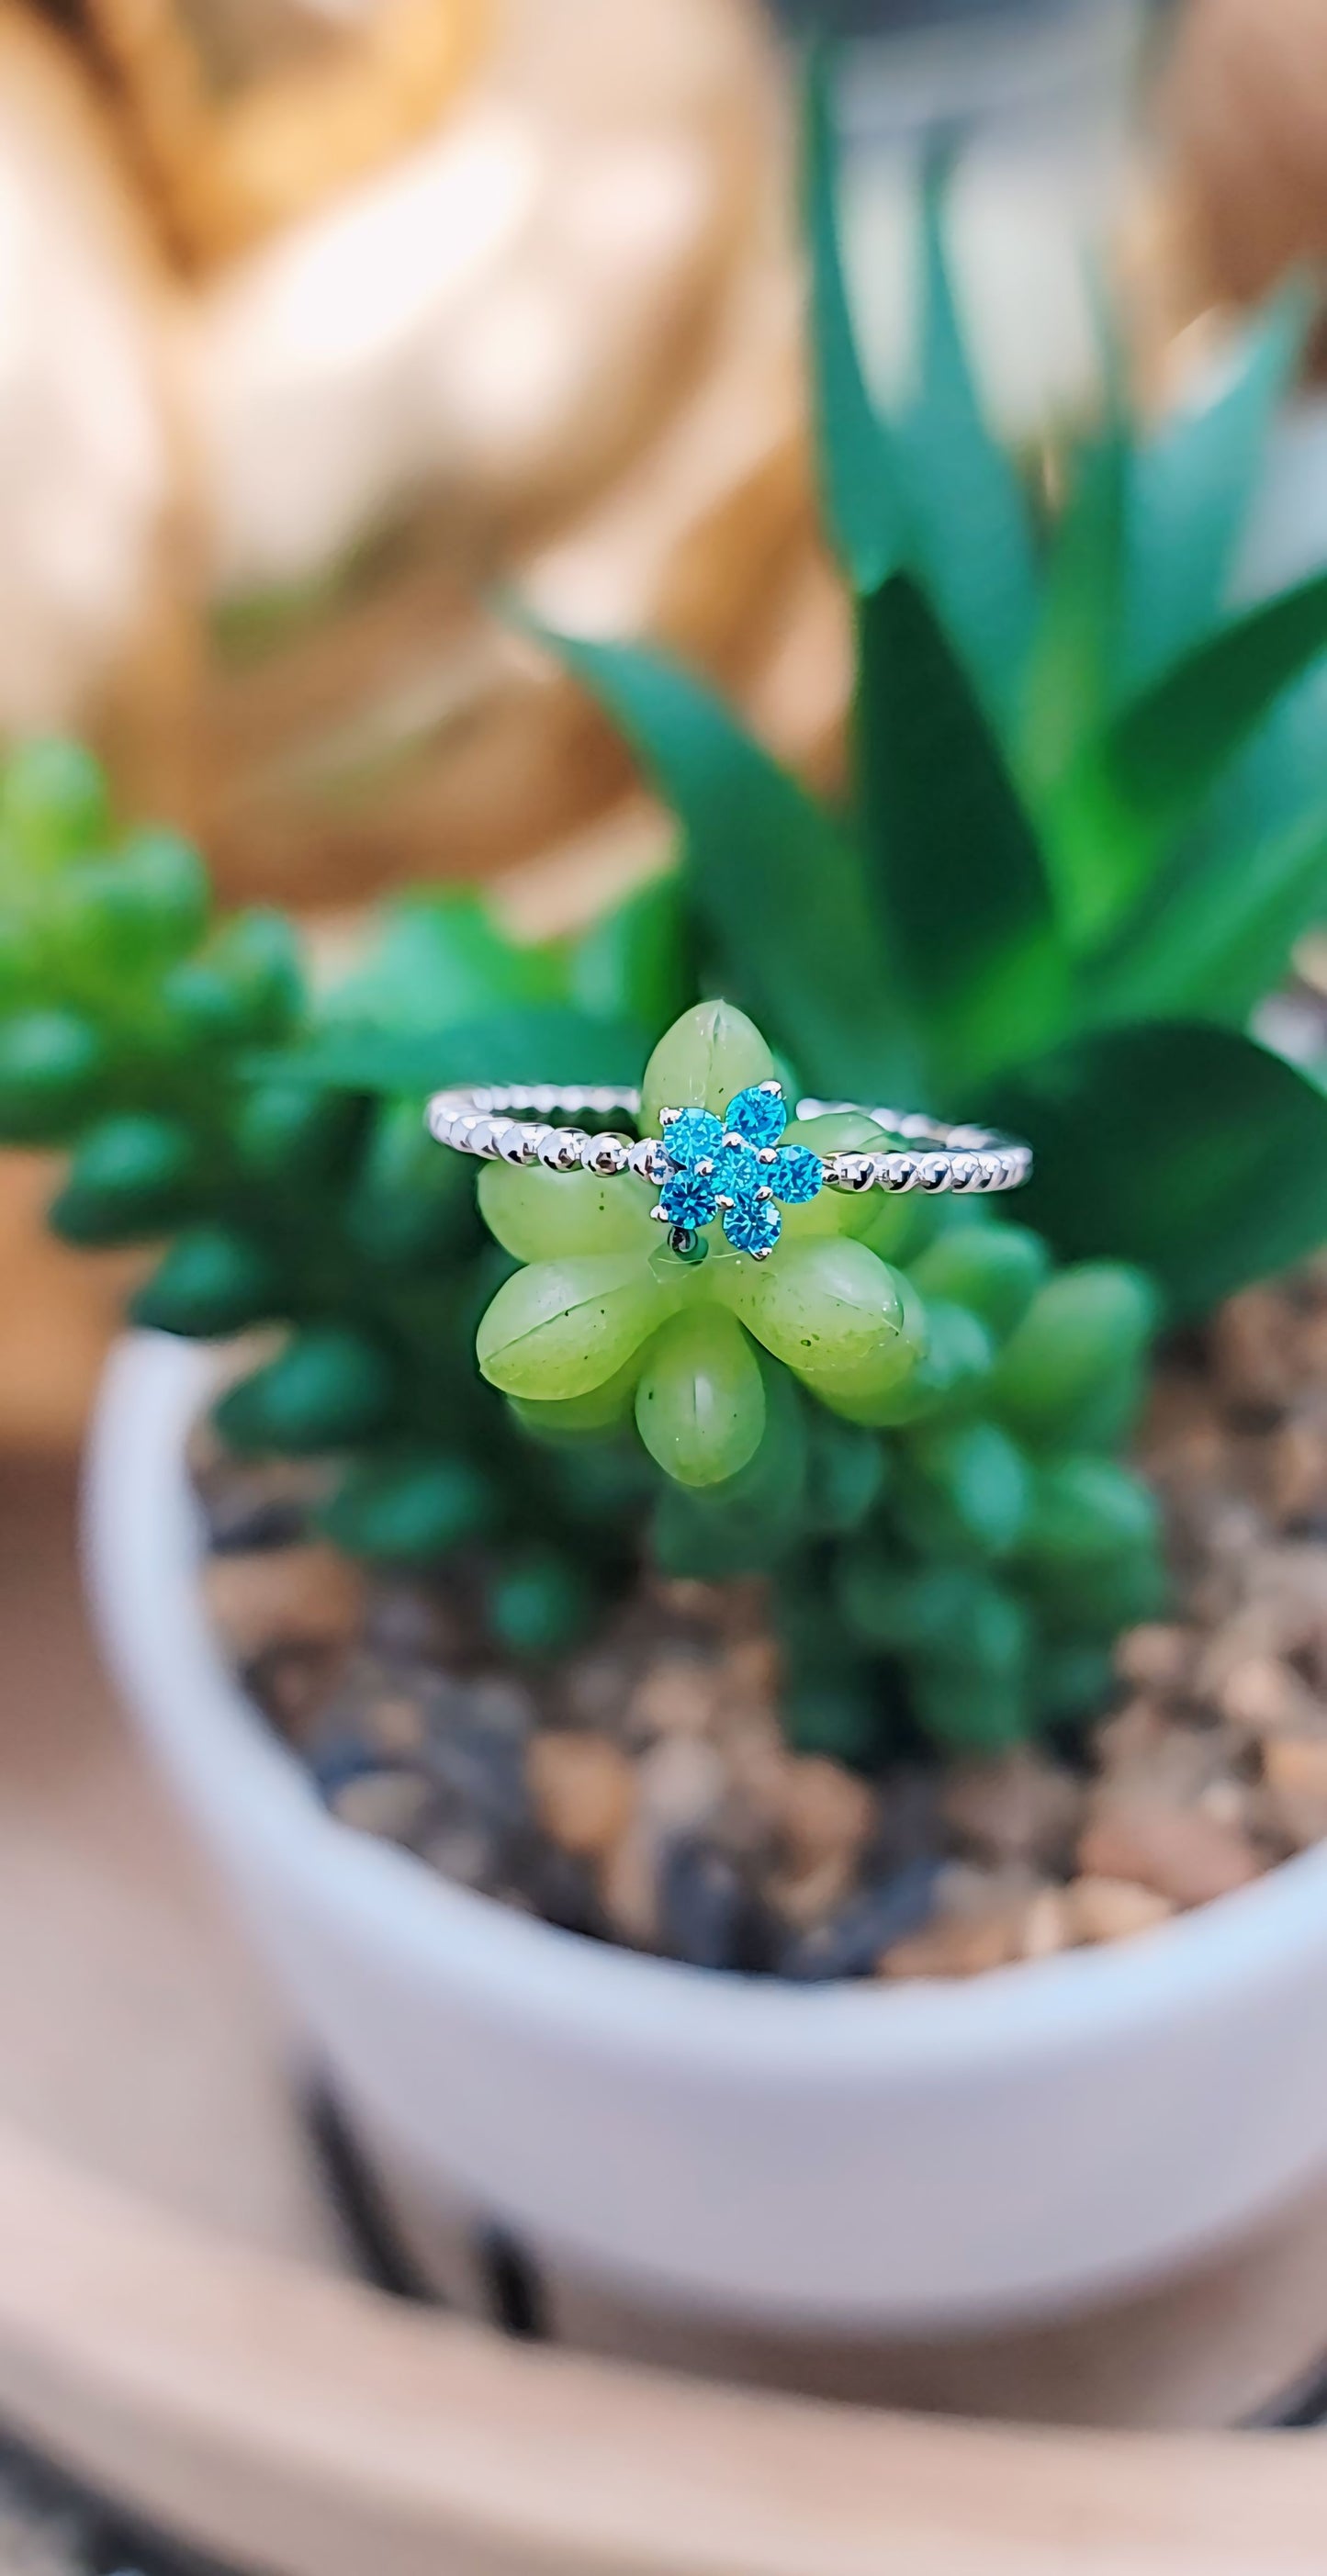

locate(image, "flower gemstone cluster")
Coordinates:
656 1081 823 1261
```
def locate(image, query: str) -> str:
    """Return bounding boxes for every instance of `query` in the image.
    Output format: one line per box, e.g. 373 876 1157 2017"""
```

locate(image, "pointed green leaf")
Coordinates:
1124 283 1310 688
803 50 901 592
1089 802 1327 1029
1019 422 1129 804
894 152 1038 723
856 570 1066 1091
252 1006 646 1095
1052 565 1327 946
988 1020 1327 1314
550 629 916 1098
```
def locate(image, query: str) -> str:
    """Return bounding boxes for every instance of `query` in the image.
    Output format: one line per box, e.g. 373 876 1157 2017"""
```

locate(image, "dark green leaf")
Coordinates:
1053 566 1327 947
802 50 901 592
566 868 689 1037
1019 422 1129 804
1123 283 1310 688
251 1006 647 1096
856 570 1066 1092
325 889 564 1031
1089 802 1327 1029
988 1019 1327 1314
894 151 1038 723
549 628 917 1097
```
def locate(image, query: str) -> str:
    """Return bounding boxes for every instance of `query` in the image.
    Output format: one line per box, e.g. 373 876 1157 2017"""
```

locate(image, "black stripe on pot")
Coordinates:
303 2083 1327 2414
303 2081 549 2336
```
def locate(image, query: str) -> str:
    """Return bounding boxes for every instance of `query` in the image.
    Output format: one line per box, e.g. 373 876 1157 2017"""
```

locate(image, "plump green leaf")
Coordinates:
548 630 916 1098
1123 284 1310 688
894 153 1038 722
856 571 1066 1089
802 50 901 592
991 1020 1327 1313
253 1006 645 1096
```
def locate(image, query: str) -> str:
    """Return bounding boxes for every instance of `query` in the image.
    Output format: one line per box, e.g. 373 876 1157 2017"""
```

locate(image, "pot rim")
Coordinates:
85 1328 1327 2087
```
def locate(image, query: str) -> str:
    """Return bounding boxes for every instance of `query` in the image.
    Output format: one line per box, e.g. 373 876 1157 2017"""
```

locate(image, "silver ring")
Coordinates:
427 1078 1030 1264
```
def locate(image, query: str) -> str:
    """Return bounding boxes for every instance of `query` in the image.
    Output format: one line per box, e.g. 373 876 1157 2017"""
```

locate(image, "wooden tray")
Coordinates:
5 1457 1327 2574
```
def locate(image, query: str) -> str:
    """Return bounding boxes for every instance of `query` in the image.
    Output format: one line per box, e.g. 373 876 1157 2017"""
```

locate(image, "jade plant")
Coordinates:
6 73 1327 1766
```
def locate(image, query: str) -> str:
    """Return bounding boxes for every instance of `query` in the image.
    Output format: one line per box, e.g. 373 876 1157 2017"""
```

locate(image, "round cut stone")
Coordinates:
770 1144 823 1205
663 1108 724 1168
659 1168 719 1229
723 1195 782 1257
724 1084 787 1149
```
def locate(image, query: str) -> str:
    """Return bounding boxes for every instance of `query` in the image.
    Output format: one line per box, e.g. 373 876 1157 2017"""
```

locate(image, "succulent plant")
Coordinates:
6 69 1327 1768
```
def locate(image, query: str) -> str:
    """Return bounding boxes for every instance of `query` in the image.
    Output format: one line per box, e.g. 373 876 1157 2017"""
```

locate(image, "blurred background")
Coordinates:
0 0 1321 1442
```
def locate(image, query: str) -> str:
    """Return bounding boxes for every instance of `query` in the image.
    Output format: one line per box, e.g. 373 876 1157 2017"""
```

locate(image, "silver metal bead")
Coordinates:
580 1132 630 1178
950 1154 980 1191
658 1107 680 1129
977 1153 1002 1190
918 1154 951 1192
883 1154 917 1192
464 1116 500 1158
827 1151 877 1193
494 1121 535 1165
629 1137 669 1184
538 1128 589 1174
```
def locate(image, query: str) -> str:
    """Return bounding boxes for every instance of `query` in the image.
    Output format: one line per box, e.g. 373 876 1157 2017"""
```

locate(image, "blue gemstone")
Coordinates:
770 1144 824 1205
663 1108 724 1169
724 1084 786 1149
712 1139 762 1201
723 1195 782 1257
660 1168 719 1228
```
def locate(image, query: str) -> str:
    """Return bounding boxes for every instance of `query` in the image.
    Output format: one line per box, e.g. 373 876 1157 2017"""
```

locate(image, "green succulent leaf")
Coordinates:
894 150 1038 721
1020 422 1129 804
1092 799 1327 1029
254 1006 646 1096
802 48 901 593
327 889 565 1031
991 1020 1327 1314
1123 282 1311 688
1052 566 1327 949
856 571 1067 1090
548 630 916 1098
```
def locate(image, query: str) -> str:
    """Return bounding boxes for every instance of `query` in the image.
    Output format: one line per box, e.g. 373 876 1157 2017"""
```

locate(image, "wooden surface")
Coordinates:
7 1456 1327 2570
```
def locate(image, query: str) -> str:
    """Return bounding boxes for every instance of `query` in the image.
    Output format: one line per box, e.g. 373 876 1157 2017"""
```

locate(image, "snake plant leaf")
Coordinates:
566 869 689 1038
549 629 917 1100
253 1006 647 1095
1019 422 1129 809
894 150 1038 725
1089 800 1327 1030
856 570 1067 1093
1123 281 1311 690
988 1019 1327 1315
1051 565 1327 950
325 890 565 1029
803 49 902 594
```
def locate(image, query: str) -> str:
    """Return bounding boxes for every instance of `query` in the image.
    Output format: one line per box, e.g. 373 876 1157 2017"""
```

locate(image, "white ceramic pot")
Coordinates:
87 1331 1327 2333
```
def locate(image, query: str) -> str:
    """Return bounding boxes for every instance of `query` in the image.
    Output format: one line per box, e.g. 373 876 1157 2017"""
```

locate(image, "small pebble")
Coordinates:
940 1749 1081 1870
528 1732 635 1861
1211 1288 1299 1413
658 1839 755 1971
204 1544 365 1663
1267 1416 1327 1525
628 1656 723 1742
879 1865 1047 1982
1113 1624 1197 1695
1262 1735 1327 1850
635 1735 725 1833
1078 1798 1259 1907
776 1755 876 1873
330 1768 434 1845
781 1862 939 1981
1217 1656 1323 1739
1064 1874 1175 1945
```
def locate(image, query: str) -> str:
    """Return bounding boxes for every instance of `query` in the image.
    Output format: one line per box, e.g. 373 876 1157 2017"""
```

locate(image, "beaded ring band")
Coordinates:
428 1078 1031 1266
